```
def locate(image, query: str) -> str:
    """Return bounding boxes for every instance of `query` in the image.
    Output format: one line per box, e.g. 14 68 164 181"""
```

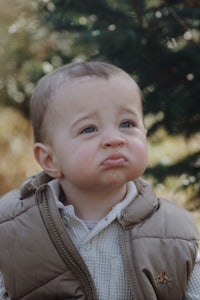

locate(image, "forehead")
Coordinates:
51 73 142 112
43 74 143 141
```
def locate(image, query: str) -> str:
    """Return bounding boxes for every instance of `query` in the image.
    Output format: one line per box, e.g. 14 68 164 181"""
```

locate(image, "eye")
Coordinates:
80 126 98 134
120 120 136 128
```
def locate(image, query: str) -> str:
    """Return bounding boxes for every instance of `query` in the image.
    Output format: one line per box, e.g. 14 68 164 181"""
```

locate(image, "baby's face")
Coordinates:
46 74 148 192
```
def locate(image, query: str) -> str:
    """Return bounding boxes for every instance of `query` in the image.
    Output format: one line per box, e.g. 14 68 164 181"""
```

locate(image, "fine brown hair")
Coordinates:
30 61 140 142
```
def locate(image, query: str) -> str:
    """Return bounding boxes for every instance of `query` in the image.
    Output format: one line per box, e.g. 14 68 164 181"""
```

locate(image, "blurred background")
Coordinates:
0 0 199 230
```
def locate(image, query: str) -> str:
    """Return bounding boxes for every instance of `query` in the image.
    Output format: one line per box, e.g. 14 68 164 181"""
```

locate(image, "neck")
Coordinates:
60 182 127 220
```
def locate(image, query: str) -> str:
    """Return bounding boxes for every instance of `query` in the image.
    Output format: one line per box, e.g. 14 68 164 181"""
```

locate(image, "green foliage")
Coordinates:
145 150 200 208
0 0 199 205
38 0 200 136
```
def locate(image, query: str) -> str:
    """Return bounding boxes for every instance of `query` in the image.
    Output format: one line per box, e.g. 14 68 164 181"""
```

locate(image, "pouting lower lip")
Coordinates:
102 154 127 167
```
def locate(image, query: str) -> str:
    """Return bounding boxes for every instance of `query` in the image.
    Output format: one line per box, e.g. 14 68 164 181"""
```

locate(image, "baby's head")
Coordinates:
31 61 148 186
30 61 143 143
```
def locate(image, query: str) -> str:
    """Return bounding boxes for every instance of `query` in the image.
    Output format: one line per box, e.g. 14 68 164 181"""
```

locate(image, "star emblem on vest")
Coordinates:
155 269 170 284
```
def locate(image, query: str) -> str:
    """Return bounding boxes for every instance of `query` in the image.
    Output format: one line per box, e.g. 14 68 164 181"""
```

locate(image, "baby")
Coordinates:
0 61 199 300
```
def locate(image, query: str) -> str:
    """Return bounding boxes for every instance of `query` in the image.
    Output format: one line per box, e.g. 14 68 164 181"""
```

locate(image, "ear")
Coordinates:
33 143 62 178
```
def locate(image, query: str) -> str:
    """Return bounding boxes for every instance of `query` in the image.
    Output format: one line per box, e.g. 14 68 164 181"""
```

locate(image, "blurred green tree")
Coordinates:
0 0 72 115
0 0 199 206
38 0 200 136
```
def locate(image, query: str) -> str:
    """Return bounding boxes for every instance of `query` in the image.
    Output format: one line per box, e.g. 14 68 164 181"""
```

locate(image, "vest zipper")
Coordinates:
120 225 144 300
38 187 97 300
119 226 136 300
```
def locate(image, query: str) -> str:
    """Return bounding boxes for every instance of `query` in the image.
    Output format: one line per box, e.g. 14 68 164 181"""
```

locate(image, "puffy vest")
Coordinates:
0 172 198 300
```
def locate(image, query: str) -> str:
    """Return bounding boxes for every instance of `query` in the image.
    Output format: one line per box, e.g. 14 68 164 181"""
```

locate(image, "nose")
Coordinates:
101 131 126 149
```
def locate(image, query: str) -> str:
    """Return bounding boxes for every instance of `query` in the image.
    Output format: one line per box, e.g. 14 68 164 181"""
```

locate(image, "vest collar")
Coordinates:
20 173 159 228
120 178 159 227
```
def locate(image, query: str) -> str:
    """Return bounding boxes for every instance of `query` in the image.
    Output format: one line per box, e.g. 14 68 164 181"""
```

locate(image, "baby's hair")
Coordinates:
30 61 141 142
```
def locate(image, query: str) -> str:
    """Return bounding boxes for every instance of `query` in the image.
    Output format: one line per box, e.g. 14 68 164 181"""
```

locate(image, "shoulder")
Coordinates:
0 189 22 222
0 185 36 225
133 178 198 241
156 197 198 240
0 172 54 224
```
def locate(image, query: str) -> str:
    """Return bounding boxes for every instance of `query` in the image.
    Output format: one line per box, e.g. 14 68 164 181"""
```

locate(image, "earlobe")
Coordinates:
33 143 62 178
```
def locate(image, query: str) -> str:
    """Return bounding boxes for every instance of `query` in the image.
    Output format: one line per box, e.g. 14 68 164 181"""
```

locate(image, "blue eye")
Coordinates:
120 120 135 128
80 126 97 134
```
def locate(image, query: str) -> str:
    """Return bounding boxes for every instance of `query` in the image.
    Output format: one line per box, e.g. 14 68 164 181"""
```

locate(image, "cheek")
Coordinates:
70 146 95 169
139 148 148 172
131 139 148 167
65 146 97 185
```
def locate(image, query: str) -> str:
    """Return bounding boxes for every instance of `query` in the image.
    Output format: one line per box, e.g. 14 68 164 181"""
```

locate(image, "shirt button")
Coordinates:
81 243 91 251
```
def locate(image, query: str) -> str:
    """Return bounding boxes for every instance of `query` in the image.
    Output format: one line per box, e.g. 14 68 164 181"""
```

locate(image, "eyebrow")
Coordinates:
119 107 139 118
70 105 140 130
70 112 97 129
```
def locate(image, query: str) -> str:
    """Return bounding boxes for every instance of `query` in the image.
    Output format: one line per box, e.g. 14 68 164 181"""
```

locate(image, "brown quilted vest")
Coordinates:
0 173 198 300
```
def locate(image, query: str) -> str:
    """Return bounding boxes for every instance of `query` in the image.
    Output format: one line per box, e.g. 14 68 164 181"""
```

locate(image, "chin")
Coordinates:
102 175 130 187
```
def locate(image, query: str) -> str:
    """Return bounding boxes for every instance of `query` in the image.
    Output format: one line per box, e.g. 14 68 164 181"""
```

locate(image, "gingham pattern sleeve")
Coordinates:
185 251 200 300
0 273 10 300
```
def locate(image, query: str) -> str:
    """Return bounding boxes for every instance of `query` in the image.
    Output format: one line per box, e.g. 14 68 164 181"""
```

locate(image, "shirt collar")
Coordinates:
47 179 138 222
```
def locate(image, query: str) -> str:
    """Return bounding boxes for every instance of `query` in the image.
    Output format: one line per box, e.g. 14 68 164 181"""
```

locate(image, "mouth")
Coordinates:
102 153 127 168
